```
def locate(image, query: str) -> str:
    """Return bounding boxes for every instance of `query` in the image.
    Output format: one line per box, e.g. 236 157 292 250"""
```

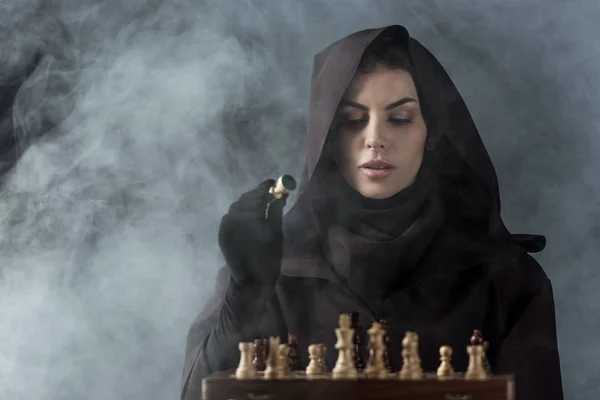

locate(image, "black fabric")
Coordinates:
181 179 289 393
284 25 543 255
321 156 444 312
277 24 562 400
181 268 284 399
202 279 276 372
280 25 514 314
218 179 286 285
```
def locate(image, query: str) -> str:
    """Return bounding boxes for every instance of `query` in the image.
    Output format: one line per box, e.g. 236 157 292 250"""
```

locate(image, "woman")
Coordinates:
181 25 563 400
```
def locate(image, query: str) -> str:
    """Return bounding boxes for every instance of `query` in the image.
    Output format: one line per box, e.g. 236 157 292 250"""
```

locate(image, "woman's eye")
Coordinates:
341 119 368 126
389 118 411 125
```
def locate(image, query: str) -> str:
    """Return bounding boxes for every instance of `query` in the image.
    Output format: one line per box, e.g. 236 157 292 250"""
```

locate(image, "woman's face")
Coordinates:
334 65 427 199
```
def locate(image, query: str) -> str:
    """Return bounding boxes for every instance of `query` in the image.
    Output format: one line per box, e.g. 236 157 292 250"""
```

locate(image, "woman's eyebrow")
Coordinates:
340 97 417 111
384 97 417 110
340 100 368 110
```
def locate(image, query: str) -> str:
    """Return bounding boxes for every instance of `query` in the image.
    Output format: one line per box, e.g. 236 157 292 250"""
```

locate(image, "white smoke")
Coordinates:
0 1 598 399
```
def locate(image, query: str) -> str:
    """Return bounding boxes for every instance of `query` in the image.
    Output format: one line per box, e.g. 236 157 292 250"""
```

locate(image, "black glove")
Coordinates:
218 179 287 286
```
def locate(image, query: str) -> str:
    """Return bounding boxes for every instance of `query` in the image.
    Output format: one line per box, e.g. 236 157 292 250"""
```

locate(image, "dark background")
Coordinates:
0 1 597 399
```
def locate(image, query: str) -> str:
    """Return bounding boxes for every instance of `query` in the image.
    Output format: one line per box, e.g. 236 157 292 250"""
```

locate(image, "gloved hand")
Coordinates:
218 179 287 286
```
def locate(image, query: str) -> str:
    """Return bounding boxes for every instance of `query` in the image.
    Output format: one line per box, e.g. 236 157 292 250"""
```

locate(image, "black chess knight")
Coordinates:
379 319 392 372
350 312 365 372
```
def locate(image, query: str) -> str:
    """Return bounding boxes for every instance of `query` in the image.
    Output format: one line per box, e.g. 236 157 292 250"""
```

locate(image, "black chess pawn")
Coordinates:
379 319 392 372
287 333 300 371
470 329 484 346
252 339 267 371
350 312 365 371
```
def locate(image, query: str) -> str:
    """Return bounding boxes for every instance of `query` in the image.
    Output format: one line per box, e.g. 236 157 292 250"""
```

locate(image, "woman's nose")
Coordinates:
364 121 388 149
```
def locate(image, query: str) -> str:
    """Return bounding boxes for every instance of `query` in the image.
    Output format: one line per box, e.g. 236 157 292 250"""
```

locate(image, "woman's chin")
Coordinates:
357 186 397 200
356 179 414 200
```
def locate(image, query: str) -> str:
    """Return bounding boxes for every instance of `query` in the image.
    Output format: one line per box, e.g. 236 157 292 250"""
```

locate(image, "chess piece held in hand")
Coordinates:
236 342 257 379
332 313 358 379
436 346 455 379
466 330 489 380
364 322 388 379
269 175 297 200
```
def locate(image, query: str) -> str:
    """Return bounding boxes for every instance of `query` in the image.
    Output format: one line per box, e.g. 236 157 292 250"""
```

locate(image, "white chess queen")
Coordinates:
181 25 563 400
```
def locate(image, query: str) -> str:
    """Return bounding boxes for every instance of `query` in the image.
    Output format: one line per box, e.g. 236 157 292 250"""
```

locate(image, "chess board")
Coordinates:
205 314 512 399
201 370 515 400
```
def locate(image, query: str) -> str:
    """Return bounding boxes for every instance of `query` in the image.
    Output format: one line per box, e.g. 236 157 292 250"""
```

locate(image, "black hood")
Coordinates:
284 25 545 255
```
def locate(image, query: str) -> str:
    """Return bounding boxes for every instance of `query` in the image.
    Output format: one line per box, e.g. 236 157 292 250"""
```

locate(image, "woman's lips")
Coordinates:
360 167 394 179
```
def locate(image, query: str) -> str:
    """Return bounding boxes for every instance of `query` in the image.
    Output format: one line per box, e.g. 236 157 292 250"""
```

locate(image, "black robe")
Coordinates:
181 25 563 400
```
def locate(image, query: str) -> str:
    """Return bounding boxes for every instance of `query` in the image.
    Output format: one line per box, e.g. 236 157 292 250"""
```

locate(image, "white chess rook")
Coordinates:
235 342 257 379
264 336 281 379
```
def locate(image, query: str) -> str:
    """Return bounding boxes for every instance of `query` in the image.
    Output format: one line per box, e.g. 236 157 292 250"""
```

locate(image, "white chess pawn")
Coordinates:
306 344 322 378
436 345 454 379
235 342 257 379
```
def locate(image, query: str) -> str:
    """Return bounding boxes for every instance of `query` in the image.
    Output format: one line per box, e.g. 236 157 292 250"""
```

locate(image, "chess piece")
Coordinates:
264 336 281 379
235 342 257 379
436 346 454 378
306 344 325 378
399 332 423 379
350 312 365 372
409 332 424 379
317 344 328 373
287 333 300 372
269 175 297 199
466 330 489 380
364 322 387 379
470 329 484 346
399 332 413 379
332 313 358 379
466 344 489 380
470 330 491 375
252 339 267 371
379 319 392 372
483 341 491 374
277 344 291 377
